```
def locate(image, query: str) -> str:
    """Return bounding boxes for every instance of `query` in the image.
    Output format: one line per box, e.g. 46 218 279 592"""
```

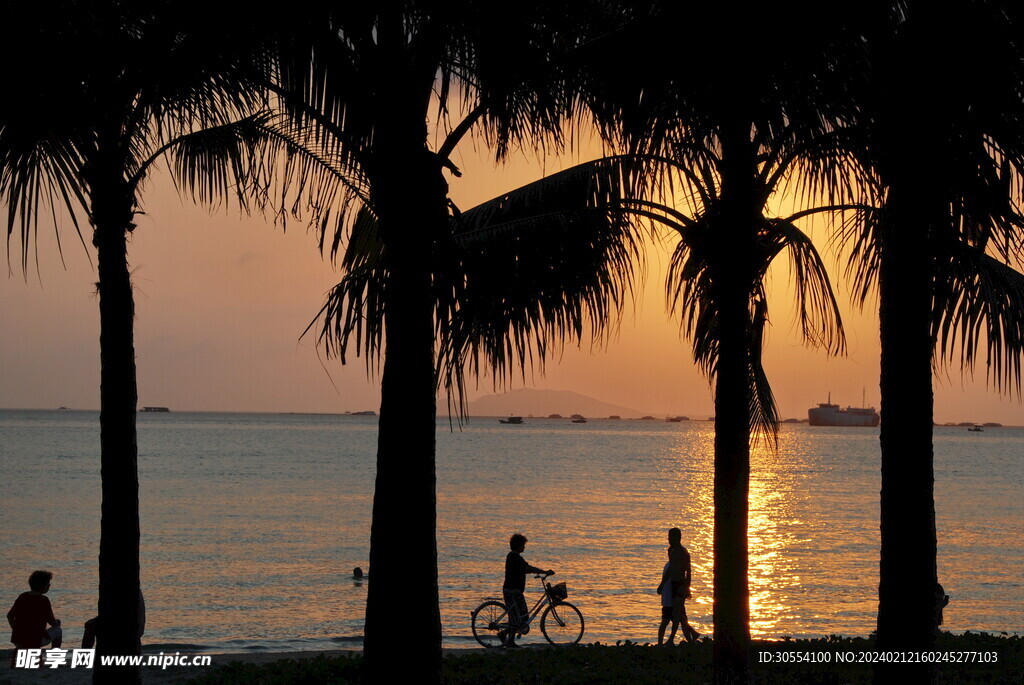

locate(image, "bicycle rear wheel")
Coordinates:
540 602 584 645
471 600 509 648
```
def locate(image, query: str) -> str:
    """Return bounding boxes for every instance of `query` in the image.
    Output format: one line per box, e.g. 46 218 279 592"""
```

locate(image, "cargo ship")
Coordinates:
807 392 879 427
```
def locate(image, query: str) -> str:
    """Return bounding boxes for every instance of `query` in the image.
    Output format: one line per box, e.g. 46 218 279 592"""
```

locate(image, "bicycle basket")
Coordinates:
548 582 568 601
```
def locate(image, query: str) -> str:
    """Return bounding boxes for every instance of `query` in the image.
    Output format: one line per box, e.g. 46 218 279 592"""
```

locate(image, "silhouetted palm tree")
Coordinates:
262 5 639 681
2 4 269 681
840 2 1024 677
624 136 853 683
570 4 862 680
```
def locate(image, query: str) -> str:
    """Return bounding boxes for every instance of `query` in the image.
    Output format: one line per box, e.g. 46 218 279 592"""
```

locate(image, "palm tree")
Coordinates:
621 138 853 683
569 5 863 680
2 4 269 680
261 5 643 681
840 2 1024 676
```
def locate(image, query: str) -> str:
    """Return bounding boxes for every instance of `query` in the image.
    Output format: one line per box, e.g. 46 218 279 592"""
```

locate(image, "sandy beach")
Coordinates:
0 649 362 685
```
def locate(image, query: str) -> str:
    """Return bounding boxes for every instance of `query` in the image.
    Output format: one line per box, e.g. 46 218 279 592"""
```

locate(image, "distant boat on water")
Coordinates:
807 392 879 427
968 425 984 432
666 416 688 422
140 406 170 413
350 410 376 416
499 416 524 425
570 414 587 423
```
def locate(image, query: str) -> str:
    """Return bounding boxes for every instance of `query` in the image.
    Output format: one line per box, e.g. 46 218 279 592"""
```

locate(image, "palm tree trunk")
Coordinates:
875 181 938 684
712 290 752 685
362 145 446 684
711 122 757 685
90 142 143 685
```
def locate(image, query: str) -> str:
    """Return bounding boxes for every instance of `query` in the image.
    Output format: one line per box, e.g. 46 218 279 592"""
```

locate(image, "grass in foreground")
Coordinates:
187 633 1022 684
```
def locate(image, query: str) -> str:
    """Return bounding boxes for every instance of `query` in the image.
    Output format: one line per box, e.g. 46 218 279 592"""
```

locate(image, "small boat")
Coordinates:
570 414 587 424
666 416 688 422
140 406 170 413
499 416 524 425
968 426 983 432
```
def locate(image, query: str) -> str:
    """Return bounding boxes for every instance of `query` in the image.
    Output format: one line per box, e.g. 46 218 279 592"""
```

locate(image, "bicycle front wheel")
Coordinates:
540 602 584 645
471 600 509 648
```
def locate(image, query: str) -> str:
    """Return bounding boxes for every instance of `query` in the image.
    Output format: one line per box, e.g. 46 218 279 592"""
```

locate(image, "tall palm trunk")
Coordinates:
712 291 752 684
90 134 143 685
362 122 446 682
875 175 939 683
872 15 941 681
357 18 445 679
711 123 757 685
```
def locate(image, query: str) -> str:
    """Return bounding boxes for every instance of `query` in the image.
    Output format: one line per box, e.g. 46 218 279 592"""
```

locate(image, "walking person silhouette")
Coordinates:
656 528 700 643
501 534 553 648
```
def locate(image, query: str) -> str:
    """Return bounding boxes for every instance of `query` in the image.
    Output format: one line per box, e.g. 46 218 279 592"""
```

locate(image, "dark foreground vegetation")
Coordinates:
188 633 1022 685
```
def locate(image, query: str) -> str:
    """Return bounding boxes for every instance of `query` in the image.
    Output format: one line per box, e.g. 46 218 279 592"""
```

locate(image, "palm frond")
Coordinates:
310 156 650 415
748 294 780 447
933 242 1024 395
308 204 385 372
665 227 716 375
838 202 884 307
439 157 649 412
771 216 847 355
158 112 369 246
2 137 89 274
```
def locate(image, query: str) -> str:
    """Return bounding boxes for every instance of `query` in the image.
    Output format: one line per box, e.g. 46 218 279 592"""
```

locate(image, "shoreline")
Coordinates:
3 633 1022 684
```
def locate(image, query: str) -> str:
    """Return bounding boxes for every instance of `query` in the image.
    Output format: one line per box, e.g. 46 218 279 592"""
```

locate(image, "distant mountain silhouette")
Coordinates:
467 389 645 419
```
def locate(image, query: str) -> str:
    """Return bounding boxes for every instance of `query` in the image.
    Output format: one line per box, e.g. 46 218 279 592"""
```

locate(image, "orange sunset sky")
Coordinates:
2 134 1022 426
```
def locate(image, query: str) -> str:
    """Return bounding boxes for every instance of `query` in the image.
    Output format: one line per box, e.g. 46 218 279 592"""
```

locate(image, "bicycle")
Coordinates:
470 572 585 647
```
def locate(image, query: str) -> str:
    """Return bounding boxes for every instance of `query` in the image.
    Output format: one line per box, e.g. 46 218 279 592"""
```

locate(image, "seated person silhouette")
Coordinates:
7 570 62 650
935 582 950 631
82 590 145 650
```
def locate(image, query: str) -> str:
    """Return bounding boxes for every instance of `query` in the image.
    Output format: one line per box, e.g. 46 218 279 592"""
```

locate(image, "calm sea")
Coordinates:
1 410 1021 653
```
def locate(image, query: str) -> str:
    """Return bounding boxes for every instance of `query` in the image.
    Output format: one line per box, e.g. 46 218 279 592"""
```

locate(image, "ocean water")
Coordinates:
1 410 1021 653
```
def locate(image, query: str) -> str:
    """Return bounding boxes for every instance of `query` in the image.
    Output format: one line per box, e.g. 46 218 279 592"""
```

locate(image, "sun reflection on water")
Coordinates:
660 426 815 637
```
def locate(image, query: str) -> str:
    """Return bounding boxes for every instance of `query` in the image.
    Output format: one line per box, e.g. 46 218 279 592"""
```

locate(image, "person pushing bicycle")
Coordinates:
502 533 554 648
